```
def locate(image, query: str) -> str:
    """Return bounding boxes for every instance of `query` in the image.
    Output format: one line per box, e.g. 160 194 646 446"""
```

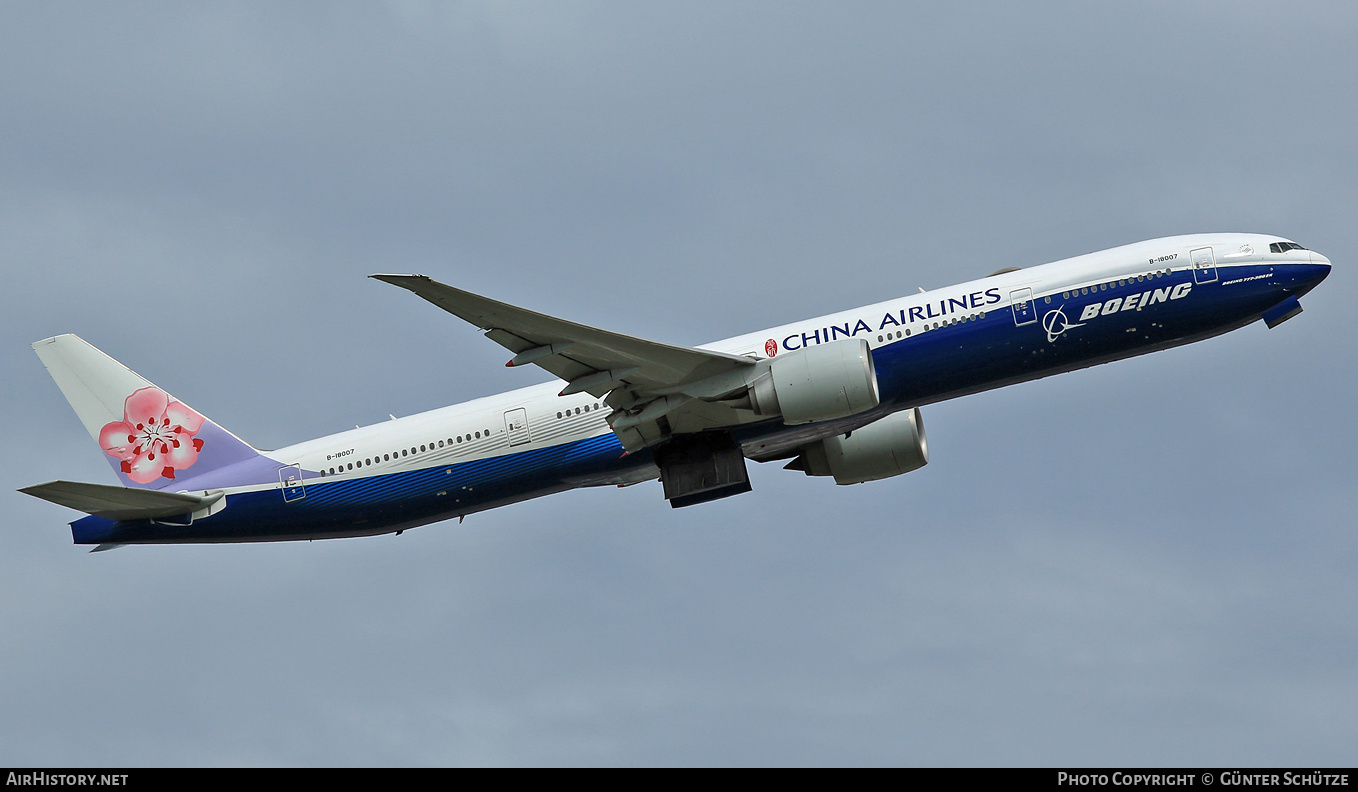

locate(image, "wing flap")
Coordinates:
19 480 223 521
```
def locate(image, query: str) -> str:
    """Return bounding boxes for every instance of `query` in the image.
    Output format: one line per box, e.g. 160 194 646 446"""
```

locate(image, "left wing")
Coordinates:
372 274 762 450
20 480 223 521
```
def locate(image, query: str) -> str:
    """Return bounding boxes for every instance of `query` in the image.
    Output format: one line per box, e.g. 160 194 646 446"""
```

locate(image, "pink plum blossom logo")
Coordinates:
98 387 206 484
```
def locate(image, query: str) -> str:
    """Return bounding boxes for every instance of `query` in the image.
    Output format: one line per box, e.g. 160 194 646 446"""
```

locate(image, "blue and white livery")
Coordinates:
21 233 1331 549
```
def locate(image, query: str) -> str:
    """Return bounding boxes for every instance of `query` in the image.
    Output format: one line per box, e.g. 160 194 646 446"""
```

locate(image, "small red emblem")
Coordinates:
765 338 778 357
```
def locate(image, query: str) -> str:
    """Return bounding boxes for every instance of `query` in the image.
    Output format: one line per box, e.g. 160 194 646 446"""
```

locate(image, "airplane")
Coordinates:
20 233 1331 550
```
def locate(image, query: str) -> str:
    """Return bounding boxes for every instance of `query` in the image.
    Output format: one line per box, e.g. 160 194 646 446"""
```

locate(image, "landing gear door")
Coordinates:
279 463 306 503
1010 287 1037 326
504 407 531 447
1191 247 1217 284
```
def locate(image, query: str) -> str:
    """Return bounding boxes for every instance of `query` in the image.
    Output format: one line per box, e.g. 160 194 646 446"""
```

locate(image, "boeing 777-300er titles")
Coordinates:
20 233 1330 550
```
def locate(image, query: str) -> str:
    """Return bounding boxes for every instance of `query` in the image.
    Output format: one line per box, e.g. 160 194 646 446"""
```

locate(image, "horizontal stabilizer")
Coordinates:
19 480 222 521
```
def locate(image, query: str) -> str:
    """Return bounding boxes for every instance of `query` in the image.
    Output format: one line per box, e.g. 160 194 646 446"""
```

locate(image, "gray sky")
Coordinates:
3 1 1356 766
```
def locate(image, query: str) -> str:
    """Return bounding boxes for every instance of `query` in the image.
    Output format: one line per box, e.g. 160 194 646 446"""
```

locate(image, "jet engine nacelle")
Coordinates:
747 338 880 425
787 407 928 485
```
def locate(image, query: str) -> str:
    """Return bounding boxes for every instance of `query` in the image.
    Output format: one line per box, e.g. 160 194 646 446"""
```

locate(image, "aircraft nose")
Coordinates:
1291 249 1331 296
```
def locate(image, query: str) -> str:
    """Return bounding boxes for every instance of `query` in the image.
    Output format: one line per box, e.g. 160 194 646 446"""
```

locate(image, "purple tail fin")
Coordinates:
32 334 267 490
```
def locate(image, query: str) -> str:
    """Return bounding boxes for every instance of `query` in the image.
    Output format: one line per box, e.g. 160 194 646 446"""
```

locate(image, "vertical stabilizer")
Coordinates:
32 335 263 490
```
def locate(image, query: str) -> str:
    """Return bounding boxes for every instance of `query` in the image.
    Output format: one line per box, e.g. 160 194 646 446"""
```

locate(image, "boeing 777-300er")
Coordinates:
20 233 1331 550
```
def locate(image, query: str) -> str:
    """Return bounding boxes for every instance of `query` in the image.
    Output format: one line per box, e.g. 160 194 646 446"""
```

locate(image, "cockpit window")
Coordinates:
1270 242 1308 253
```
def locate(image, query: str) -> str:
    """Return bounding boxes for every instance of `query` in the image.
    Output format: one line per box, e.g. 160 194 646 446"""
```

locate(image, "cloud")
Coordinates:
2 2 1355 766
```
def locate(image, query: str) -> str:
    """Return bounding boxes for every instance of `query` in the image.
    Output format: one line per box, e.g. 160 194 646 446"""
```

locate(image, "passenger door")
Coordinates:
1010 287 1037 326
1191 247 1217 284
504 408 531 447
279 463 306 503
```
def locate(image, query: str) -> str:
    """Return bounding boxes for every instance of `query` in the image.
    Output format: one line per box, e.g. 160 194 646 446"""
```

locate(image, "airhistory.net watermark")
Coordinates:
6 774 128 786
